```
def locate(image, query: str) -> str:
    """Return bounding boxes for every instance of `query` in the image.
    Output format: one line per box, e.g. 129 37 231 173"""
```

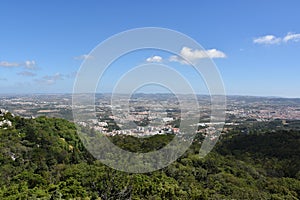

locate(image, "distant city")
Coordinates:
1 94 300 138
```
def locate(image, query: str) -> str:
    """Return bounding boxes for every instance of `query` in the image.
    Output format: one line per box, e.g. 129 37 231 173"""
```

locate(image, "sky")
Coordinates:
0 0 300 97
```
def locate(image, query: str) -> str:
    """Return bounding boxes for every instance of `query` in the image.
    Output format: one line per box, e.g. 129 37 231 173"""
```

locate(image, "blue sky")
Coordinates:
0 0 300 97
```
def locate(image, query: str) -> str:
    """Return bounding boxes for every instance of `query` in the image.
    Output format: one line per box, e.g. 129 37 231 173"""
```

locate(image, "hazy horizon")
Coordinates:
0 92 299 99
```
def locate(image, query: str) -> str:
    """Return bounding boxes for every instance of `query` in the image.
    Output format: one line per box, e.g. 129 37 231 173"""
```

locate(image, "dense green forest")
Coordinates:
0 112 300 199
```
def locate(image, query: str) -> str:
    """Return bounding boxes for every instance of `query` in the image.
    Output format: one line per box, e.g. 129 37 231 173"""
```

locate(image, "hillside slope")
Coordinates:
0 111 300 199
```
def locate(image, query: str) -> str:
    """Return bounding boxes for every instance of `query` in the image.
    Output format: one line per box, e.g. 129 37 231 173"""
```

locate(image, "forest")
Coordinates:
0 111 300 199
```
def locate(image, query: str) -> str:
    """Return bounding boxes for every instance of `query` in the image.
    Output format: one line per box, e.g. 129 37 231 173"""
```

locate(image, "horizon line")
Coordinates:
0 92 299 99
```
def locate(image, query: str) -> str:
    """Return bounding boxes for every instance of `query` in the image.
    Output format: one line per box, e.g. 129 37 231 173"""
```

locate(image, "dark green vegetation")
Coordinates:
0 112 300 199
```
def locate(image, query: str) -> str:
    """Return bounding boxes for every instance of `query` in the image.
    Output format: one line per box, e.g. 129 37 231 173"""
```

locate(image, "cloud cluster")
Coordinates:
180 47 226 60
169 47 226 65
34 73 64 85
34 71 77 85
283 32 300 42
145 47 226 65
254 32 300 45
24 60 36 69
253 35 281 45
0 61 19 68
0 60 37 69
146 56 163 63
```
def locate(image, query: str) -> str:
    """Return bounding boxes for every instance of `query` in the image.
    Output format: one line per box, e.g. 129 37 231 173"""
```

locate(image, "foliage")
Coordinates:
0 113 300 199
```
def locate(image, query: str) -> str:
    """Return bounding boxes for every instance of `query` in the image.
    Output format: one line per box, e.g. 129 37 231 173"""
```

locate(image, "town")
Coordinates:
1 94 300 138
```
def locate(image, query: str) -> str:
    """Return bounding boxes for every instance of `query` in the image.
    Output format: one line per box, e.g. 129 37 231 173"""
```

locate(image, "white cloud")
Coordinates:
169 55 189 65
254 32 300 45
34 71 76 85
74 54 93 60
283 32 300 42
169 47 226 65
24 60 36 69
146 55 163 63
0 60 37 69
17 71 37 77
203 49 227 58
0 61 20 68
180 47 226 60
35 73 64 85
253 35 281 45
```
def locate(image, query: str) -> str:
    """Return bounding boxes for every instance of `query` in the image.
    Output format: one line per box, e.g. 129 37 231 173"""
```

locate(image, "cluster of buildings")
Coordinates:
226 97 300 121
1 94 300 137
